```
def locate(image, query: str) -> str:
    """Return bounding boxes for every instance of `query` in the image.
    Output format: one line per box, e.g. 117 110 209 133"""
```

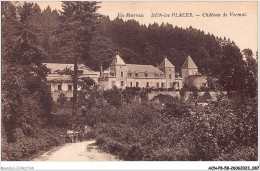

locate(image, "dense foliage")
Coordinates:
2 2 53 142
1 2 100 161
84 92 257 161
1 2 64 161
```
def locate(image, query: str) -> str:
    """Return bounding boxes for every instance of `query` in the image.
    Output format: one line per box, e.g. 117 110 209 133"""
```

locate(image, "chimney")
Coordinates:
100 65 103 78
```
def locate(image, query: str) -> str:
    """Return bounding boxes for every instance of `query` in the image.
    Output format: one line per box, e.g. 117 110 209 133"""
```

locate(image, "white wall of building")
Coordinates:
126 78 166 88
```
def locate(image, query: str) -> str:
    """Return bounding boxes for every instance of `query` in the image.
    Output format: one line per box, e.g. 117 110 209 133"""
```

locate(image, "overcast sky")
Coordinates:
34 1 258 56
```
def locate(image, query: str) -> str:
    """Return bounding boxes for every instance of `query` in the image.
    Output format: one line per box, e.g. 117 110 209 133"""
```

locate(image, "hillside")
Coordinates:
36 6 241 77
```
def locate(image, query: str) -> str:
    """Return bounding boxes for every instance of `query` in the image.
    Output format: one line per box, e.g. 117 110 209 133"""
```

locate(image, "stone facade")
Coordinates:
99 54 180 90
44 63 100 101
181 55 207 89
44 54 208 101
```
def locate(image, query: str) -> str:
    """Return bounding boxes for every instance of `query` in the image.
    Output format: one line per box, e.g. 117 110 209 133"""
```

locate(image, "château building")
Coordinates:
44 63 99 101
181 56 208 89
44 53 207 101
99 54 182 90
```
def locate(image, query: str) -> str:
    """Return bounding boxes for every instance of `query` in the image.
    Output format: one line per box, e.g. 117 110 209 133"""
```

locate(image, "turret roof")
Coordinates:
181 56 198 69
158 58 175 68
110 54 126 65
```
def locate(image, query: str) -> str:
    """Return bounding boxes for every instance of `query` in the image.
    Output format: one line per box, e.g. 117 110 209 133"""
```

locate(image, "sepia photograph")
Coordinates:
1 0 259 169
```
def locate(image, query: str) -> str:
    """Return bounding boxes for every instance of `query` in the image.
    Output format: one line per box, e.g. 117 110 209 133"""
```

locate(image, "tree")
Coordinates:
168 48 184 73
89 35 118 70
217 43 245 95
57 92 68 105
40 6 60 60
79 77 96 91
142 43 156 65
241 49 257 97
58 1 100 115
2 2 53 142
103 87 122 107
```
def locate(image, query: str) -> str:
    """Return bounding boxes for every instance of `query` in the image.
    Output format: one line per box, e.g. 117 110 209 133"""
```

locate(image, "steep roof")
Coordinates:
181 56 198 69
43 63 95 73
44 63 74 72
158 58 175 68
110 54 126 65
126 64 162 73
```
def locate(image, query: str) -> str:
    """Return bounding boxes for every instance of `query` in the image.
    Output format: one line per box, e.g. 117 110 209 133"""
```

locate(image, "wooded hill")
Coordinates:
36 5 238 76
21 4 257 97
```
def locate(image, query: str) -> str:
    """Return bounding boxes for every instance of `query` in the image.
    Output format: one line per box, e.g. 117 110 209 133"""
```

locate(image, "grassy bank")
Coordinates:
2 127 66 161
1 111 72 161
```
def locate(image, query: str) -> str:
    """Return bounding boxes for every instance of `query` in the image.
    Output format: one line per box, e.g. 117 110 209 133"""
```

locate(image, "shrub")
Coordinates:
103 87 122 107
217 145 257 161
85 88 257 161
122 87 140 103
2 127 66 161
167 87 175 91
152 94 178 104
57 92 68 105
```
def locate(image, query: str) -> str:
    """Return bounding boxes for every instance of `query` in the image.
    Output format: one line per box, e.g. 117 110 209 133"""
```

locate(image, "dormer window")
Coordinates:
145 72 148 77
135 72 138 77
130 73 132 77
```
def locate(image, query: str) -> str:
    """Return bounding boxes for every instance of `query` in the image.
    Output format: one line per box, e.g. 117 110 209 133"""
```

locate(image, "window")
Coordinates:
130 82 133 87
135 73 138 77
130 73 132 77
121 81 124 87
169 74 172 79
58 84 62 91
111 81 115 87
157 82 160 88
136 82 139 87
121 72 124 77
145 73 148 77
161 83 164 88
68 85 72 91
146 82 149 87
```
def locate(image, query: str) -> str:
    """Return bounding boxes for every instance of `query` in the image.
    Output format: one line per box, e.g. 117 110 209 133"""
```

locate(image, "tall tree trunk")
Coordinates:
72 48 78 116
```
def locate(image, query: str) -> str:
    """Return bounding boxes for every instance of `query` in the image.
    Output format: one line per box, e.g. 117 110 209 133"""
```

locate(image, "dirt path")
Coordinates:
33 140 119 161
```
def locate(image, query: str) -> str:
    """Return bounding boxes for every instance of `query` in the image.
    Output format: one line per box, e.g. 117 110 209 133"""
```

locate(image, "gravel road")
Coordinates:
33 140 119 161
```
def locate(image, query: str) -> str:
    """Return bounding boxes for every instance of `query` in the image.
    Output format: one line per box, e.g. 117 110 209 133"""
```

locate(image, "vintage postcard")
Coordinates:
1 0 259 170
